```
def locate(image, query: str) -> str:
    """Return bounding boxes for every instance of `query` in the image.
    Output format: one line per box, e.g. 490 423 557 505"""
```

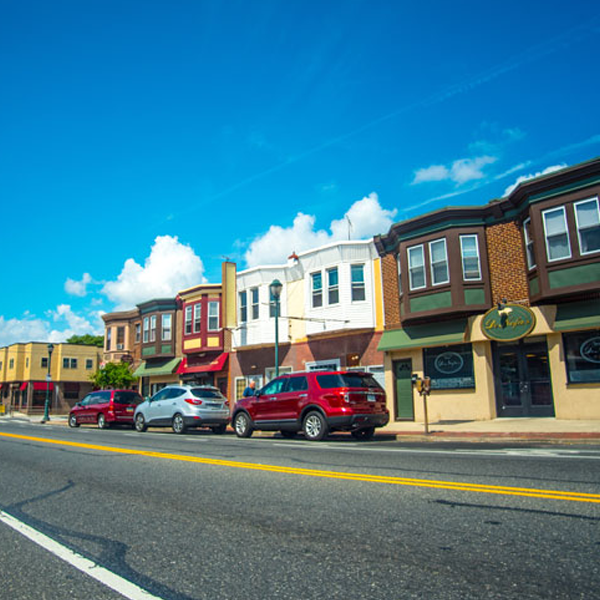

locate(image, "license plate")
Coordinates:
126 407 134 412
367 394 376 402
204 403 222 409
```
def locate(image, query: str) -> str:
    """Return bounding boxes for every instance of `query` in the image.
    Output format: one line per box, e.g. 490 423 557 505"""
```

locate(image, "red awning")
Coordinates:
177 352 229 375
33 382 54 391
19 382 27 391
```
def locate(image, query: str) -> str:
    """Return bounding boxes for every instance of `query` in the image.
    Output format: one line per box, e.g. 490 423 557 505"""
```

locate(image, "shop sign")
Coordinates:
481 304 536 342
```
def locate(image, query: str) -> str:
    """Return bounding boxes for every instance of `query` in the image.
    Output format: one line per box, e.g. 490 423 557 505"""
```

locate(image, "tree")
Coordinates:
90 362 137 389
67 334 104 348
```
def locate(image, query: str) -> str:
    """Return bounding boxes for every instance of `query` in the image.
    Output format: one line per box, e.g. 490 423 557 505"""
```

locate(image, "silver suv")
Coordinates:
134 385 230 434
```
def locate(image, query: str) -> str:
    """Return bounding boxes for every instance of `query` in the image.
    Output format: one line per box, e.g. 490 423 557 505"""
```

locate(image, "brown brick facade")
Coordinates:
381 253 401 328
485 220 530 306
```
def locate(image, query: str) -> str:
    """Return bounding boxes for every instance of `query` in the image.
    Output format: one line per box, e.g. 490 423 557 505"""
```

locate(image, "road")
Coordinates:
0 420 598 600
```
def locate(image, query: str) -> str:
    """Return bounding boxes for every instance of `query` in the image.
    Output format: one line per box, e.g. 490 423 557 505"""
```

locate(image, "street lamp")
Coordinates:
269 279 283 378
41 343 54 424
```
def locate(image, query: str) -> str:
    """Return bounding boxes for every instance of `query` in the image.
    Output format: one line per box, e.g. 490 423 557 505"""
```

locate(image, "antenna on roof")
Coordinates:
346 215 353 240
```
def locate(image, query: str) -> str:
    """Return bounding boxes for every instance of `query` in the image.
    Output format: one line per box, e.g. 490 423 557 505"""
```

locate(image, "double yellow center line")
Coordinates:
2 432 599 504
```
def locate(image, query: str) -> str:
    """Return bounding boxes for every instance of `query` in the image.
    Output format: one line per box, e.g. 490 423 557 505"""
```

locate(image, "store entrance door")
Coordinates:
393 359 414 420
493 337 555 417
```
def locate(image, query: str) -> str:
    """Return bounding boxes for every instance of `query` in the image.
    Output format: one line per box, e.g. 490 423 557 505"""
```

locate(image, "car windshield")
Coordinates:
113 391 143 405
190 388 224 400
316 373 382 390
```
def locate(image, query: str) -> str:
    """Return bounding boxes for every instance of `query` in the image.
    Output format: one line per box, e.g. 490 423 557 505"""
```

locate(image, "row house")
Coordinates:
0 342 100 414
102 309 140 367
229 240 386 401
375 157 600 423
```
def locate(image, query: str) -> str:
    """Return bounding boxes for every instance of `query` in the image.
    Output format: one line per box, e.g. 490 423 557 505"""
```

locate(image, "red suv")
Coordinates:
232 370 389 441
68 390 144 429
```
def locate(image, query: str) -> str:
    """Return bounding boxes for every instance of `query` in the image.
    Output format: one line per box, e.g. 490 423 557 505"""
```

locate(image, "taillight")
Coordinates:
184 398 203 406
323 392 346 407
224 400 230 407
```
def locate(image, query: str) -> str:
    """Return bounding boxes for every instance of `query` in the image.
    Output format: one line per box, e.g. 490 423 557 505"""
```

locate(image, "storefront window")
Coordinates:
423 343 475 389
563 330 600 383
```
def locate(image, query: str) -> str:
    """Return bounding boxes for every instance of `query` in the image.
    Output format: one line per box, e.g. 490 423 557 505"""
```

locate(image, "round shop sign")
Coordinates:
580 337 600 364
434 351 464 375
481 303 536 342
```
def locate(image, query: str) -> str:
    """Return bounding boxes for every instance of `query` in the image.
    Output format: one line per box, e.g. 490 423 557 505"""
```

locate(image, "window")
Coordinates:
208 301 219 331
542 206 571 261
429 239 449 285
41 357 48 368
184 306 193 335
424 344 475 389
251 288 259 320
86 359 93 370
116 326 125 349
70 358 78 369
563 330 600 383
239 291 247 323
63 357 77 369
351 264 366 301
9 359 14 369
287 376 308 392
193 304 201 333
150 315 157 342
397 254 402 295
407 245 426 290
143 317 149 343
523 218 536 269
162 314 172 341
327 267 339 304
460 235 481 280
261 377 288 395
106 327 112 351
574 198 600 255
135 323 141 343
26 357 29 368
311 272 323 308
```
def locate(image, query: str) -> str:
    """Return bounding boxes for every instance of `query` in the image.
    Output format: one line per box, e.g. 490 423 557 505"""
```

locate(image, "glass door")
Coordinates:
493 337 554 417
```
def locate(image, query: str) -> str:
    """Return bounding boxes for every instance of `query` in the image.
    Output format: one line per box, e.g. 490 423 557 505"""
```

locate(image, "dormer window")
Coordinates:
542 206 571 262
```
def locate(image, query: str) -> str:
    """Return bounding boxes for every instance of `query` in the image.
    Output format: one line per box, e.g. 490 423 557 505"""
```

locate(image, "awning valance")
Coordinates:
177 353 229 375
133 358 181 378
378 320 467 351
553 300 600 332
33 382 54 391
19 382 27 391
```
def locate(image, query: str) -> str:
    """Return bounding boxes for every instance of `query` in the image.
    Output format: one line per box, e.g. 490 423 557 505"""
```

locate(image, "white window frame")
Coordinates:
250 288 259 320
106 327 112 351
523 218 536 270
459 235 482 281
305 358 341 371
311 271 323 308
397 254 402 295
264 365 293 383
143 317 149 343
327 267 339 305
542 206 571 262
351 264 366 302
239 291 247 323
429 238 449 286
161 314 172 341
407 245 426 290
135 323 141 343
208 301 220 331
193 303 201 333
184 306 193 335
574 197 600 256
150 315 157 342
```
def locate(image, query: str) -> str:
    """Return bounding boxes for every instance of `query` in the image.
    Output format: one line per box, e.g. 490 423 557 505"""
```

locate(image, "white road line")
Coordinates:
0 510 164 600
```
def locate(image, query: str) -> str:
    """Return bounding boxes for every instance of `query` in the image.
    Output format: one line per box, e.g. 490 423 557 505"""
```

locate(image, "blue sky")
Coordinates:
1 0 599 345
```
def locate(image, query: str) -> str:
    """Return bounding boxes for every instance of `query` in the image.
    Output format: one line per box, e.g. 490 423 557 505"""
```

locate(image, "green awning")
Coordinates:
133 357 181 377
378 320 467 351
553 300 600 332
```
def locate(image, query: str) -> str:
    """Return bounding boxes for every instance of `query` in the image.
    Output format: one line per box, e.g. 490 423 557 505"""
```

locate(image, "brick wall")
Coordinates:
381 254 401 328
485 220 530 306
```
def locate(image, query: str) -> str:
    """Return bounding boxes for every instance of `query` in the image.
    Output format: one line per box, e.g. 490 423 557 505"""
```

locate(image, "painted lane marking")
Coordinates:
1 432 599 504
0 510 164 600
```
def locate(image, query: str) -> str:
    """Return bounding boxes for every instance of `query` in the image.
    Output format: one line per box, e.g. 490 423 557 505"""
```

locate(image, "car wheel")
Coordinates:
211 424 227 435
280 430 296 439
68 414 79 428
303 411 329 442
172 413 186 434
134 413 147 432
233 412 253 438
97 413 109 429
351 427 375 441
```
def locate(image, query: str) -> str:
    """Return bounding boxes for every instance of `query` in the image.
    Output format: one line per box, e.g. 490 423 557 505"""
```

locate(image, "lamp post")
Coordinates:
269 279 283 379
41 343 54 424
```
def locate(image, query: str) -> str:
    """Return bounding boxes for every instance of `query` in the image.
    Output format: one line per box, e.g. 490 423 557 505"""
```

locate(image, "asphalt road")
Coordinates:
0 420 598 600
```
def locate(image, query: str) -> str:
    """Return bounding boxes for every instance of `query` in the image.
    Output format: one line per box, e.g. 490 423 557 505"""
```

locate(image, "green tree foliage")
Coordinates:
66 334 104 348
90 362 137 389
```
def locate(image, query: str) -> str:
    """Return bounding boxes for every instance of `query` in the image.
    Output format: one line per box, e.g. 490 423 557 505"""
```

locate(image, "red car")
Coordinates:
68 390 144 429
232 370 389 441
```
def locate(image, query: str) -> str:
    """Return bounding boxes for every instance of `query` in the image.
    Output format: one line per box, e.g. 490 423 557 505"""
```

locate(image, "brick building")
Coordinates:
375 158 600 423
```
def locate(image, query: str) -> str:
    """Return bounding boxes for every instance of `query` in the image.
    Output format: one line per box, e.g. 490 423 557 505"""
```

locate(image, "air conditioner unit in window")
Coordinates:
117 344 124 350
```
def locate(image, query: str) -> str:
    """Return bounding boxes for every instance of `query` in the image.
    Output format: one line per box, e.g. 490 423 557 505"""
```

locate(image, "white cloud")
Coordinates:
102 235 206 310
244 193 397 267
503 164 567 196
412 156 497 186
65 273 92 297
0 315 51 346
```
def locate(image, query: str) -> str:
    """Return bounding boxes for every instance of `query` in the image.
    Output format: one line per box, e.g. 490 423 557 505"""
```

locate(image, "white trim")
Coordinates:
429 238 450 286
574 196 600 256
522 218 536 270
542 205 572 262
459 234 482 281
305 358 341 371
407 244 426 290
